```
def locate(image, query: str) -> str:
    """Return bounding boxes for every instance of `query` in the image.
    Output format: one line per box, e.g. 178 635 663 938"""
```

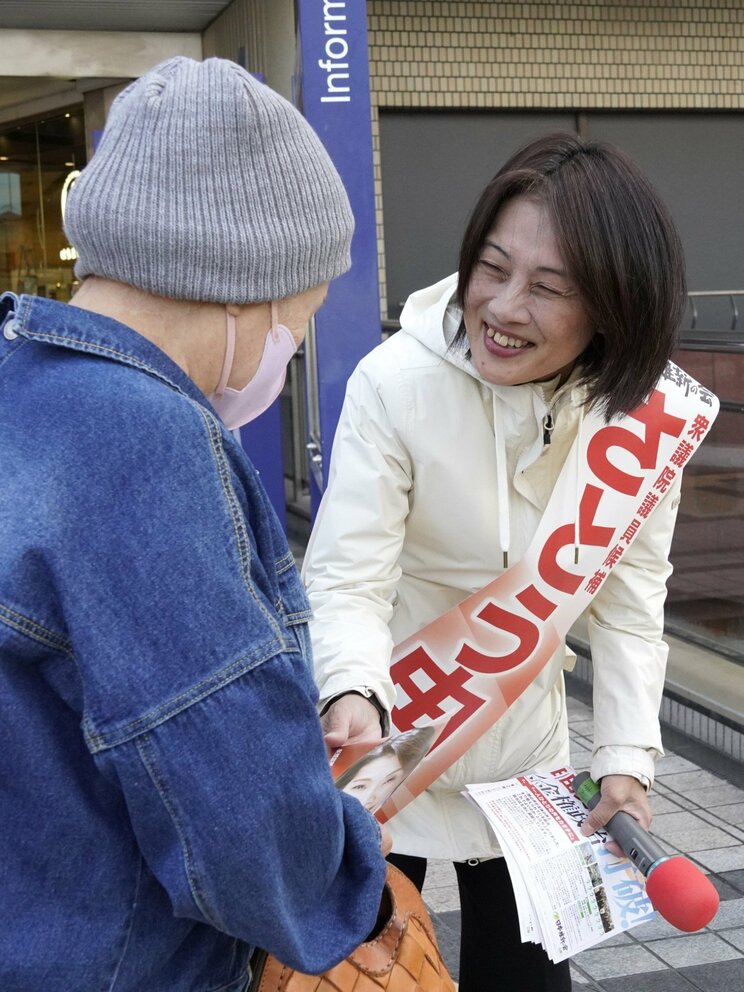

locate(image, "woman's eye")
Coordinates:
480 259 506 276
534 283 563 296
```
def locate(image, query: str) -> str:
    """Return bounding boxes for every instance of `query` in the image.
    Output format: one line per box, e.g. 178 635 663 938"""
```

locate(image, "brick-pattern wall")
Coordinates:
368 1 744 111
367 0 744 312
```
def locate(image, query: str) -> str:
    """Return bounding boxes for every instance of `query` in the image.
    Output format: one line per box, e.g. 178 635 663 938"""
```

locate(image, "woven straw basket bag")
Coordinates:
250 864 455 992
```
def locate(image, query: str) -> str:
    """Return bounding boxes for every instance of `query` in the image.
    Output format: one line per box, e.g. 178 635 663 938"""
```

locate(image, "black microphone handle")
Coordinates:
572 771 668 877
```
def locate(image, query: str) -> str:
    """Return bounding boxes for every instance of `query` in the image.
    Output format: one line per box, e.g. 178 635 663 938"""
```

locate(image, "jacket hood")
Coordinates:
398 272 470 372
398 273 587 569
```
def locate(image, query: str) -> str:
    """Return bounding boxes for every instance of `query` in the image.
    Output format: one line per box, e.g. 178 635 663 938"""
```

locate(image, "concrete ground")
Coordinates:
421 678 744 991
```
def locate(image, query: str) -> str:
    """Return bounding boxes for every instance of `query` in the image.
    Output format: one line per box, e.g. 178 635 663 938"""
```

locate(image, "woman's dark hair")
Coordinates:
456 132 686 419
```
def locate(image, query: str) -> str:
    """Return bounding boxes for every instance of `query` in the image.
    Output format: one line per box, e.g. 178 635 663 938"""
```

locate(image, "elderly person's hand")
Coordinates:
579 774 651 857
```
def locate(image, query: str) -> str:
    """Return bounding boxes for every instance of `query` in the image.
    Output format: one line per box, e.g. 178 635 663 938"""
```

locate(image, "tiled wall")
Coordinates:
366 0 744 312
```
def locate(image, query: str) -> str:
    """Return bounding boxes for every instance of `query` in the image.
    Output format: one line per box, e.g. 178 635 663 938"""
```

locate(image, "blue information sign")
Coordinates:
295 0 380 512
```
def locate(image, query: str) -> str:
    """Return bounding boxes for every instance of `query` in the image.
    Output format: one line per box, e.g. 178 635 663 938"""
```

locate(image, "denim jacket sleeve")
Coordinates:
95 654 384 972
58 381 386 973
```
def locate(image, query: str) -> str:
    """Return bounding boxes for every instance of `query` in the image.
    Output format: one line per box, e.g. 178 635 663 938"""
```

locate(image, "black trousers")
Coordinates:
388 853 572 992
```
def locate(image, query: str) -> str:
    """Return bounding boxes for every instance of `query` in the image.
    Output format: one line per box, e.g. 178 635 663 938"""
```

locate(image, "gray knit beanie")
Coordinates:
64 57 354 303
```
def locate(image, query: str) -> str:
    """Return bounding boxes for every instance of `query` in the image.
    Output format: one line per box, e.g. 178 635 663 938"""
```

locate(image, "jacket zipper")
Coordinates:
543 412 554 445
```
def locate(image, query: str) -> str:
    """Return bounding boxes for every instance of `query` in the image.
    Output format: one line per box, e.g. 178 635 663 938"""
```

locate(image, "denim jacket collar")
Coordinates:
6 292 214 412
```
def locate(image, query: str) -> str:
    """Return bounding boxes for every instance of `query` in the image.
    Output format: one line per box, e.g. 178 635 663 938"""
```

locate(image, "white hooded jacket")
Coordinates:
303 274 681 860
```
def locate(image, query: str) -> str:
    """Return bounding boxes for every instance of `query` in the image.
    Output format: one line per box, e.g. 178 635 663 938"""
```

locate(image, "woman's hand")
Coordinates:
321 694 384 749
322 695 392 852
579 774 651 857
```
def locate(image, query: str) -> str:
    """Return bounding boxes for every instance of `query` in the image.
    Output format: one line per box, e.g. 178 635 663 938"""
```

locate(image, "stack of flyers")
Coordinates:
465 767 656 962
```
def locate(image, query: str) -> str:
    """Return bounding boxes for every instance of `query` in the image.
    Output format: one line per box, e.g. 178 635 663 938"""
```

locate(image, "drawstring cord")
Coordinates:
491 379 581 572
574 402 585 564
493 392 511 569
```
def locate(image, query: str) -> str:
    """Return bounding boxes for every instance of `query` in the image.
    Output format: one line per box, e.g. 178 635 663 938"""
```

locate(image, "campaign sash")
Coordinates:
378 363 718 823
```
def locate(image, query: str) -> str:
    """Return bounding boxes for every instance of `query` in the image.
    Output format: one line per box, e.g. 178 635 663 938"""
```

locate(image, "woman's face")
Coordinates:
463 195 594 387
342 752 406 812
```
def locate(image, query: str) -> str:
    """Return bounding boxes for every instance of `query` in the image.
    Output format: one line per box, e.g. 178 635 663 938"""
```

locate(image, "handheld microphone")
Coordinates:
572 771 719 932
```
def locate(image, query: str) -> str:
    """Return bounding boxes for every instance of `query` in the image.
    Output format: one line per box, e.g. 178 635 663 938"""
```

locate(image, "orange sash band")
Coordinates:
380 364 718 822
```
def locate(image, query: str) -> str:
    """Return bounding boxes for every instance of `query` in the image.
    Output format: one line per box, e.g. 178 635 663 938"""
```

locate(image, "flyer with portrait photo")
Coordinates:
331 725 436 817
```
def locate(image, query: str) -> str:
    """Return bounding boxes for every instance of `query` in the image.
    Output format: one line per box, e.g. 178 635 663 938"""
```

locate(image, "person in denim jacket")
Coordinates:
0 57 388 992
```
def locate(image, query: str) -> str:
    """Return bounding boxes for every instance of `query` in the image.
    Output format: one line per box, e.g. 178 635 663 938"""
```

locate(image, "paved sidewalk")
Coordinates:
421 681 744 991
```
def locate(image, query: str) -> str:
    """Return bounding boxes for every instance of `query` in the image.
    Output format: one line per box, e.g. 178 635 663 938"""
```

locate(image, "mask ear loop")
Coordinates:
215 310 237 397
270 300 281 342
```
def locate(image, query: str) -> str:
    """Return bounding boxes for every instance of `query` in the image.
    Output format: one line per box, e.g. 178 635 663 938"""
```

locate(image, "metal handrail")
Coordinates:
687 290 744 331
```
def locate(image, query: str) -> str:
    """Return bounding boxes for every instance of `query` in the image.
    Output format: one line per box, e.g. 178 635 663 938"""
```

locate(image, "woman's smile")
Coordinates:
483 323 534 352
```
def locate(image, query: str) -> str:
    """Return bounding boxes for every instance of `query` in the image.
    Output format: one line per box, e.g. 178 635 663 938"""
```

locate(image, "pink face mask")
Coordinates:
210 301 297 430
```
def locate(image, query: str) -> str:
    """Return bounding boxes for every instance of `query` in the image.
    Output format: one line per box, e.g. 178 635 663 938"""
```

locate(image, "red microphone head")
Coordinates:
645 856 719 932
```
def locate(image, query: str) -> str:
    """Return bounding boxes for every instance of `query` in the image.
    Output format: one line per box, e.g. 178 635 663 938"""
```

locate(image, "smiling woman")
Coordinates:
303 132 693 992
